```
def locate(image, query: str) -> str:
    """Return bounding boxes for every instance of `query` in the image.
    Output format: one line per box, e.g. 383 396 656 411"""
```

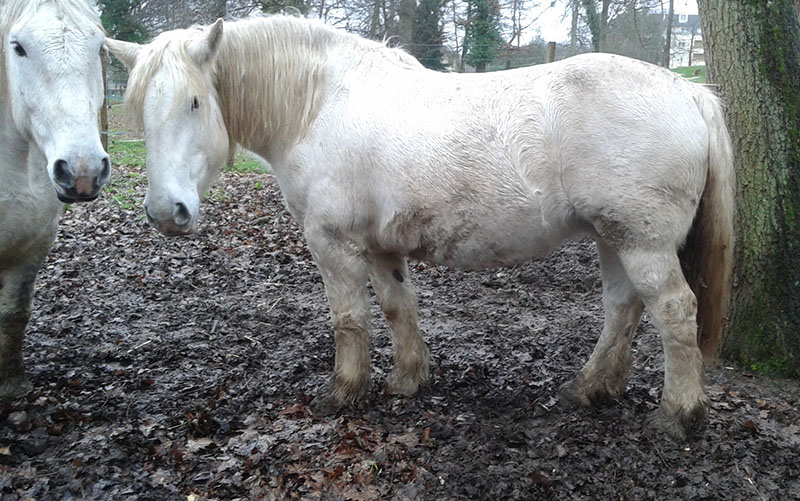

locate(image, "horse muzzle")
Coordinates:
51 156 111 203
144 203 198 237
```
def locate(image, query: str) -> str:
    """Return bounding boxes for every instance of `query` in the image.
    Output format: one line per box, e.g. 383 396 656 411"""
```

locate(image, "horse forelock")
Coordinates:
0 0 103 108
1 0 102 44
124 29 213 128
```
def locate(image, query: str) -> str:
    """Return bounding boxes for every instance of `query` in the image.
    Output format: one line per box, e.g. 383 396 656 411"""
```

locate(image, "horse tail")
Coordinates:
680 86 736 362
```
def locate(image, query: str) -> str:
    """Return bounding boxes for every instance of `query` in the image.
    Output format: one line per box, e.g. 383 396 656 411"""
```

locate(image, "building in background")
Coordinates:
670 0 704 68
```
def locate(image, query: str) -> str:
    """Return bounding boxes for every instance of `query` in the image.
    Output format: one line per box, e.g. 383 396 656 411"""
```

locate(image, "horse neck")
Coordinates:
0 114 49 198
213 18 338 158
0 41 47 195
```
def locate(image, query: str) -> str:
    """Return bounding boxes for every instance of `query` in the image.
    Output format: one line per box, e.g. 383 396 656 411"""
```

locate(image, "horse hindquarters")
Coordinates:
617 249 709 440
561 240 644 406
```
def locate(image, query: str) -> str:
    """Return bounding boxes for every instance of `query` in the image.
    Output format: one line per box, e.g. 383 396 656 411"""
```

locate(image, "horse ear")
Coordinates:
189 18 224 66
104 38 141 70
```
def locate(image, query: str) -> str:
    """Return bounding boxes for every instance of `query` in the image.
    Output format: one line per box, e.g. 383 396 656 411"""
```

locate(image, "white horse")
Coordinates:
107 16 734 440
1 0 110 398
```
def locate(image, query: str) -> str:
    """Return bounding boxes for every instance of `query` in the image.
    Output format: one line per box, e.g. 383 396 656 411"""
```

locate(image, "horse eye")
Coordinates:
11 42 27 57
191 97 199 111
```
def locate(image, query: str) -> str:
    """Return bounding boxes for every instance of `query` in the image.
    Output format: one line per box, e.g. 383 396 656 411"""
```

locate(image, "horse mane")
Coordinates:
125 15 423 150
0 0 102 109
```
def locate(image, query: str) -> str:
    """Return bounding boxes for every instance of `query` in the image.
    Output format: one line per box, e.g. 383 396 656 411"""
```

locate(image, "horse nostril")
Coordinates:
100 156 111 181
173 202 191 226
53 159 72 185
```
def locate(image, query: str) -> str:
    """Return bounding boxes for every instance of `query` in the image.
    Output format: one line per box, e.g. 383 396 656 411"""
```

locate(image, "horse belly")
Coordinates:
390 201 568 269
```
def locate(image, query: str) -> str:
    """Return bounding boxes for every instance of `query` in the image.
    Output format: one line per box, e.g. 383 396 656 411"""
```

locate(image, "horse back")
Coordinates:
283 53 710 266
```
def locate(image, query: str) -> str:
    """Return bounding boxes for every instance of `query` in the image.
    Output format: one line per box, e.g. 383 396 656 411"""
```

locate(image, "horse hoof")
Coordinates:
560 376 621 408
309 379 369 415
310 392 344 415
386 372 422 397
559 379 592 407
645 403 707 441
0 377 34 400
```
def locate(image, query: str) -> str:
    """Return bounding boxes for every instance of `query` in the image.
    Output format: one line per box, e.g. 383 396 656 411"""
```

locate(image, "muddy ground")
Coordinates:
2 160 799 500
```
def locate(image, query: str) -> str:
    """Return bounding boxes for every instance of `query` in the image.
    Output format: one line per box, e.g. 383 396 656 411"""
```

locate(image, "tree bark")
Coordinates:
663 0 674 67
698 0 800 377
570 0 578 55
397 0 416 47
581 0 601 51
460 0 472 72
599 0 610 51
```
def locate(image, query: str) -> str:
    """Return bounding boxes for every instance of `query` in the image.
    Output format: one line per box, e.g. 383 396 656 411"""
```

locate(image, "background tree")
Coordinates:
99 0 148 42
259 0 310 15
697 0 800 377
580 0 600 50
410 0 446 70
464 0 502 71
579 0 614 51
604 1 665 64
662 0 674 66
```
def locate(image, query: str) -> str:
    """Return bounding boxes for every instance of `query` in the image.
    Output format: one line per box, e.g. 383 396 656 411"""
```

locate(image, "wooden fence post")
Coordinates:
547 42 556 63
101 49 108 151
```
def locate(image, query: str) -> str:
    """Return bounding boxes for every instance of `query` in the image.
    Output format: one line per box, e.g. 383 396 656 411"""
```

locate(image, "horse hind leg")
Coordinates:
0 264 40 399
368 254 429 397
562 239 644 406
304 225 372 413
619 248 709 440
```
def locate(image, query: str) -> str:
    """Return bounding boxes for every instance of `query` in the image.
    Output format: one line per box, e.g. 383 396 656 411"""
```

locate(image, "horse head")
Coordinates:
4 0 110 202
106 20 230 236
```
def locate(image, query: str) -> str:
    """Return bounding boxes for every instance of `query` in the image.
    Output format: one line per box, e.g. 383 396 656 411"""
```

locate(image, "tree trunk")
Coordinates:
397 0 416 47
460 0 472 72
581 0 601 51
664 0 674 67
570 0 578 56
698 0 800 377
599 0 610 51
369 0 383 38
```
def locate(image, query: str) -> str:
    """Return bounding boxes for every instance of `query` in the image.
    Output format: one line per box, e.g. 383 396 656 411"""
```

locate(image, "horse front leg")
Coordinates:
0 263 41 399
305 225 372 413
562 240 644 405
368 254 429 397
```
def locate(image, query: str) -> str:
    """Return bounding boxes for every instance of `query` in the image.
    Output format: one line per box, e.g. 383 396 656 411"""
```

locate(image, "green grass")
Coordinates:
673 65 707 83
106 172 144 210
109 138 146 169
108 137 269 174
106 138 146 210
105 135 270 209
224 152 270 174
